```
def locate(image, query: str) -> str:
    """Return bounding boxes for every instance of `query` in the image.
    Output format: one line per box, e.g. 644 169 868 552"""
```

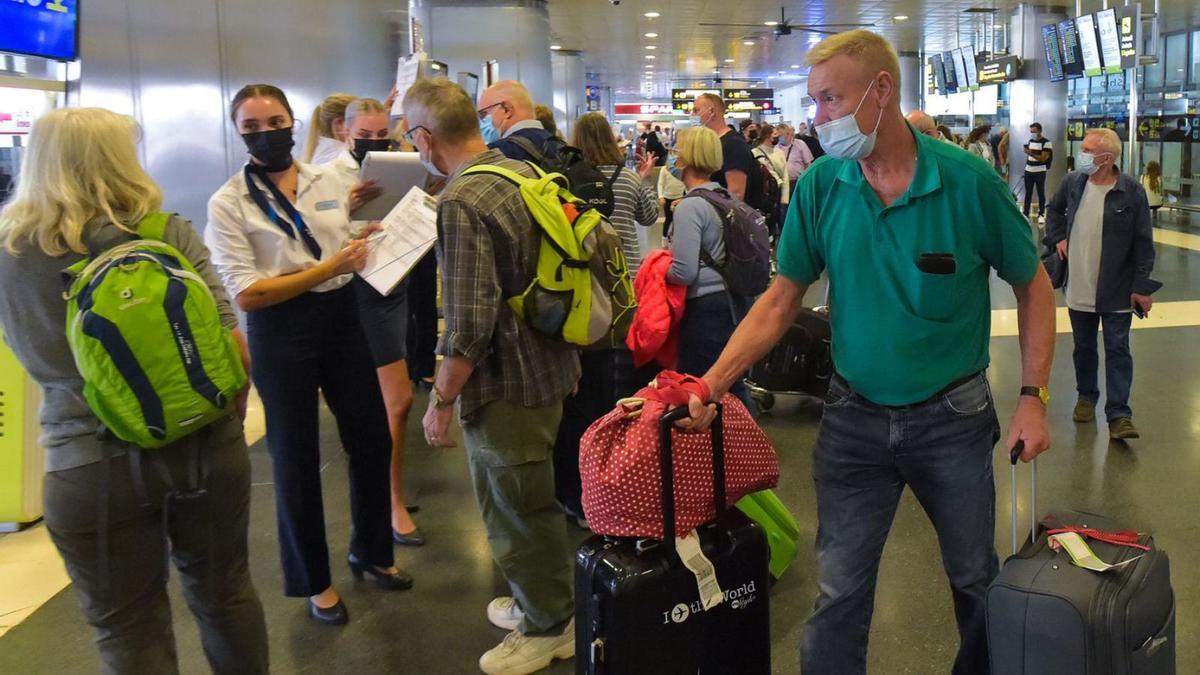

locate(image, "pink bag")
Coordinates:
580 372 780 540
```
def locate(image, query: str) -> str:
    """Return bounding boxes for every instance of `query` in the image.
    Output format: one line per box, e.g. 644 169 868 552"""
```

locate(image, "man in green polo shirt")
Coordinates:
681 30 1056 674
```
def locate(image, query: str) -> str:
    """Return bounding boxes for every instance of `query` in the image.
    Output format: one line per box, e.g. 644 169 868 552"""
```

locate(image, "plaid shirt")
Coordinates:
436 149 580 418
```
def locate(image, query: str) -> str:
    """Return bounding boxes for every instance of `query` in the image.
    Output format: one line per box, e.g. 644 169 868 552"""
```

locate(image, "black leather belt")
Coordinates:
834 370 984 410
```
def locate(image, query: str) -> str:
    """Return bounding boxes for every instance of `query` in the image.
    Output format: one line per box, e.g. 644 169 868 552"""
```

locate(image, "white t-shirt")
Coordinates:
310 136 345 166
1066 180 1114 312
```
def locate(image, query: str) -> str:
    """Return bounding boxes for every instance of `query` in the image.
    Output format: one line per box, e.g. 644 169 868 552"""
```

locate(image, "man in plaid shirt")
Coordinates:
404 78 579 675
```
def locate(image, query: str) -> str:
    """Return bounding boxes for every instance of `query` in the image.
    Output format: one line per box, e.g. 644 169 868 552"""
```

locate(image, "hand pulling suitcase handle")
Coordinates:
1008 441 1037 556
658 404 726 543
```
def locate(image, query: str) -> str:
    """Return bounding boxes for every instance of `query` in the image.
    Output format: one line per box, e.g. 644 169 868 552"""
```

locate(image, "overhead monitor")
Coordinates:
1058 19 1086 79
978 54 1021 85
1041 24 1066 83
962 48 980 89
931 54 947 95
1075 14 1104 77
1117 5 1139 69
1095 8 1122 75
951 48 970 93
942 51 959 93
0 0 77 61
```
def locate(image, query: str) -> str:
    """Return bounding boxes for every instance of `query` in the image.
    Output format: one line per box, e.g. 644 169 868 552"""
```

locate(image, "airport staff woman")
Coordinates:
327 97 423 545
204 84 412 626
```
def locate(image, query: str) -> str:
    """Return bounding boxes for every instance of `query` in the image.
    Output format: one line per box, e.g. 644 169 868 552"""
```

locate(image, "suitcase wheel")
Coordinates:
751 390 775 412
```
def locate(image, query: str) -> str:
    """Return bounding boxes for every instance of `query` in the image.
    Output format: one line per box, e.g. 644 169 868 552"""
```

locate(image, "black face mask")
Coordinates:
351 137 392 165
242 127 295 172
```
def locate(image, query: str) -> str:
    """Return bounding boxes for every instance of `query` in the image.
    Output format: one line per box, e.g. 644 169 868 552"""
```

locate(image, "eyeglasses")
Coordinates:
476 102 504 121
403 125 430 144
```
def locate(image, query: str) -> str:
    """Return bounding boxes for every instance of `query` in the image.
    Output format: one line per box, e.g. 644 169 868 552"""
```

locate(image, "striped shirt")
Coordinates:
596 164 659 275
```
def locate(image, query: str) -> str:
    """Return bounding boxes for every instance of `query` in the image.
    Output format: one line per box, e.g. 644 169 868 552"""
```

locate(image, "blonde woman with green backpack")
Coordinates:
0 107 268 674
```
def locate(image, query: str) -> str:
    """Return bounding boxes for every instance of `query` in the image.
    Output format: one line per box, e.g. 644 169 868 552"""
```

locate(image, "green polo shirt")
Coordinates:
777 126 1039 406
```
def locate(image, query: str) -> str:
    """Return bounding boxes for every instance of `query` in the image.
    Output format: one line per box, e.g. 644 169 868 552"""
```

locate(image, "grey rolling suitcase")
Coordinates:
986 444 1176 674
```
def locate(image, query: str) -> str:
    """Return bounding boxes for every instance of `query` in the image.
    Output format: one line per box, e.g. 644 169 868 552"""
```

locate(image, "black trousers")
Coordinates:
246 285 393 597
553 347 657 517
1023 172 1047 216
406 253 439 381
44 416 268 675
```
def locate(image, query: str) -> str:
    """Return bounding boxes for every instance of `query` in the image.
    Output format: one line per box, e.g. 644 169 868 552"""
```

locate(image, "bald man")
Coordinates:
477 80 559 163
905 110 940 138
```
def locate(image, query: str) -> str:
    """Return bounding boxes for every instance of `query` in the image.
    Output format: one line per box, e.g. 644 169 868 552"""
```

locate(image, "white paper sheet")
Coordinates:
358 186 438 296
391 53 423 117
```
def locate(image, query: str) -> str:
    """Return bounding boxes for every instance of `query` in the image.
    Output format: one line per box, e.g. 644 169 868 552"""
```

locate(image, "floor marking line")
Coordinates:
1153 228 1200 252
991 300 1200 337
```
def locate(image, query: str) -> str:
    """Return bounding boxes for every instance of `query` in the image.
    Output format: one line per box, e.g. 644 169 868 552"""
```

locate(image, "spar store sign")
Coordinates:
614 103 675 116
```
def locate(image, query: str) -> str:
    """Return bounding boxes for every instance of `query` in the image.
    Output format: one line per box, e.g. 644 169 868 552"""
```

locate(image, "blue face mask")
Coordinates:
1077 151 1107 176
667 153 682 179
814 81 883 161
480 114 502 145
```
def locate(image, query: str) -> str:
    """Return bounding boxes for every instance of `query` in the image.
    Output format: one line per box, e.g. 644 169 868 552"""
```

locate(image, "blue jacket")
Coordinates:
1044 170 1161 313
489 127 559 164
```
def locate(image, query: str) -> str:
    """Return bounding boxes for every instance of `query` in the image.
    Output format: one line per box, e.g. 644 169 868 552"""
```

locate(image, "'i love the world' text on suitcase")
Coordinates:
574 406 771 675
986 444 1176 674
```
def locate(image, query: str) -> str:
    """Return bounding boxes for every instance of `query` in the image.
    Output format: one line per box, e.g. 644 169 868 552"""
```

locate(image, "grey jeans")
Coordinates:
462 399 574 636
43 415 269 675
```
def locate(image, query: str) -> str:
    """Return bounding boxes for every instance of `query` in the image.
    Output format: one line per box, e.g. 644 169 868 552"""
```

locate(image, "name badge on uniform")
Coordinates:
315 199 340 211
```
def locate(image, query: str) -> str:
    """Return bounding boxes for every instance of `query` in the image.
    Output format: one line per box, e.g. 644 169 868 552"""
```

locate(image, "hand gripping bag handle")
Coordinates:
658 404 725 543
1009 441 1037 556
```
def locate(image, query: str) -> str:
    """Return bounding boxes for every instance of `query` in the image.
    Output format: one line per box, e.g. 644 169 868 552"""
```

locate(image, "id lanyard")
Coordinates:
243 164 323 260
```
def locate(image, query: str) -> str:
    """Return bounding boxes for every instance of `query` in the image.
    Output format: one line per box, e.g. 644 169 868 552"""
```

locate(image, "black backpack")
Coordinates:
749 149 783 234
690 187 772 297
800 134 825 160
509 136 618 218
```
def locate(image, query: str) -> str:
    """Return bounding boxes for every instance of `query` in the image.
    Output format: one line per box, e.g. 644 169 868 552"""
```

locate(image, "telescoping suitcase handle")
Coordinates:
659 404 726 543
1009 441 1037 556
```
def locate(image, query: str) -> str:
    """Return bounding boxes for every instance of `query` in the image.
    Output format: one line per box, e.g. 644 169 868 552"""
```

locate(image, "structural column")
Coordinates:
898 52 922 114
1008 3 1070 196
551 50 585 137
408 0 553 106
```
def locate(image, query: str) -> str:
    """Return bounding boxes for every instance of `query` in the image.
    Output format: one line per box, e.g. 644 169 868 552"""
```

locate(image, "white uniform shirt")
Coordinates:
310 136 345 166
204 163 355 300
328 148 359 188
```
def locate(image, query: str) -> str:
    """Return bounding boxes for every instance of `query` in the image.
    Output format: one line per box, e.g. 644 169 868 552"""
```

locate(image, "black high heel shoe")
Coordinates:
392 527 426 547
308 597 349 626
347 554 414 591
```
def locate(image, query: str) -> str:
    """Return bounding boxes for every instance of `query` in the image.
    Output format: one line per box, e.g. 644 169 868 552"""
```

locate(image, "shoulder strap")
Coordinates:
461 163 533 186
135 212 172 241
509 135 549 165
606 166 622 188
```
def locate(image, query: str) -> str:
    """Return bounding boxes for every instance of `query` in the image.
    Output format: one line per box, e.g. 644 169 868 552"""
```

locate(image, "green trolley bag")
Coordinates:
63 213 247 449
736 489 801 580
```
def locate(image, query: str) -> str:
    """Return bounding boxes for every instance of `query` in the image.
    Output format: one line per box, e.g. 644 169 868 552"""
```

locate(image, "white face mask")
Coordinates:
815 81 884 161
1077 151 1109 176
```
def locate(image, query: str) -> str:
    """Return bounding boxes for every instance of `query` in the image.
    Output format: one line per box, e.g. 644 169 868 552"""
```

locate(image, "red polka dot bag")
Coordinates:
580 371 780 540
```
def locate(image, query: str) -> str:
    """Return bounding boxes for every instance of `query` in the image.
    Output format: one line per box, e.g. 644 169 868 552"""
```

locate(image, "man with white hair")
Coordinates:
777 123 814 183
477 80 557 163
406 78 578 674
678 29 1057 673
1045 127 1160 440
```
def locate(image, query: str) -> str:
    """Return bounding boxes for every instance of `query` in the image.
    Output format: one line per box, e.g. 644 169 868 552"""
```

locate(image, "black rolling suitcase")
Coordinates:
575 406 771 675
746 306 831 410
987 445 1176 674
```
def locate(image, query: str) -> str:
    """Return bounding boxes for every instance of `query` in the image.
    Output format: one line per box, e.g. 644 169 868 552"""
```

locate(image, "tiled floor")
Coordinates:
2 214 1199 673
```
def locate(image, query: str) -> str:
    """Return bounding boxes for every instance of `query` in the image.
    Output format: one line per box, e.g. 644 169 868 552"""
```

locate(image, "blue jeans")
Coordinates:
801 373 1001 675
677 290 753 409
1068 309 1133 421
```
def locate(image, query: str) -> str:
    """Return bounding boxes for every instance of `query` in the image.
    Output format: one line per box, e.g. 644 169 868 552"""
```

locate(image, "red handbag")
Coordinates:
580 372 780 540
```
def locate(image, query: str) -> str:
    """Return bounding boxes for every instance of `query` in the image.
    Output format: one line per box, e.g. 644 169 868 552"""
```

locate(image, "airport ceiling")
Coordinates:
545 0 1200 99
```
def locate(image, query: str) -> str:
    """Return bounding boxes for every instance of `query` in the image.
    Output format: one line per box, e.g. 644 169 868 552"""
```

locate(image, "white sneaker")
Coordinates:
479 618 575 675
487 596 525 631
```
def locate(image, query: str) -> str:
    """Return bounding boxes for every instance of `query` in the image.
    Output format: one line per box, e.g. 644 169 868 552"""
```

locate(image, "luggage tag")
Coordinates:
1048 532 1143 573
676 529 724 610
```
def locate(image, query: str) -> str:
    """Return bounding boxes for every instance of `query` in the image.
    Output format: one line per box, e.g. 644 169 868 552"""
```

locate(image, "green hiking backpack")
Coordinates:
63 213 247 449
460 162 635 349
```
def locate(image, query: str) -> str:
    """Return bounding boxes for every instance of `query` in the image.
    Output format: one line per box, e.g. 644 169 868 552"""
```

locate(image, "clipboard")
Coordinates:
351 151 429 222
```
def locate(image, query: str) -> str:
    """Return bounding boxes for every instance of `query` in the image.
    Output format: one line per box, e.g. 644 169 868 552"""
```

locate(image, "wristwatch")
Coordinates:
1019 386 1050 406
432 385 457 409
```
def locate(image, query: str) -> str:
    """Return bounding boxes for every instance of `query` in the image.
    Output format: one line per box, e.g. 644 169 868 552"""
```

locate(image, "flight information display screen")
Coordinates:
0 0 77 60
1096 8 1123 74
1058 19 1086 79
1076 14 1104 76
1042 24 1066 82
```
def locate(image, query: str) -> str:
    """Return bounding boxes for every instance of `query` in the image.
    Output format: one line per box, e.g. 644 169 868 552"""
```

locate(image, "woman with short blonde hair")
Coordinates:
0 107 268 672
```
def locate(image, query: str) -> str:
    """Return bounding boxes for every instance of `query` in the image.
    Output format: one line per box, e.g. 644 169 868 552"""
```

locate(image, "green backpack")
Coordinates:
63 213 247 449
460 162 635 349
